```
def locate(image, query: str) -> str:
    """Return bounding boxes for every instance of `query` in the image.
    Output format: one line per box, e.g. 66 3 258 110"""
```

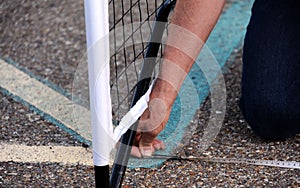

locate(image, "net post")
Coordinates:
94 165 110 188
84 0 111 187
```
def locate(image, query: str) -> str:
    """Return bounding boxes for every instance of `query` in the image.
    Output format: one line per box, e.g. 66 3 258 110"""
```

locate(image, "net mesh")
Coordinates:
109 0 171 123
72 0 174 140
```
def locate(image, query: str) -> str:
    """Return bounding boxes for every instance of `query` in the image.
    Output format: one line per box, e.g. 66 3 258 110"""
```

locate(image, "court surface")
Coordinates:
1 0 299 187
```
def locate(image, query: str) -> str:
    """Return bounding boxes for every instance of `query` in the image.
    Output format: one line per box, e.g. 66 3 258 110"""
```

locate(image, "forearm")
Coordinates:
152 0 226 105
133 0 226 157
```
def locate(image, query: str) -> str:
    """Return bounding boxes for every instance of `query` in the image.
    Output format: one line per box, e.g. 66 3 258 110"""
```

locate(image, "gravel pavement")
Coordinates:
121 51 300 187
0 0 299 187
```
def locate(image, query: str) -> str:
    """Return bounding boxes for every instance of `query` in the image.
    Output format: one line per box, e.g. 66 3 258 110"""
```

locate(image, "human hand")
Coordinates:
130 99 171 157
131 79 176 158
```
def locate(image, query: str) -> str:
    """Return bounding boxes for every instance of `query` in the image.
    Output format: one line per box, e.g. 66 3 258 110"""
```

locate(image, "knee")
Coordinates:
240 95 300 141
247 119 298 141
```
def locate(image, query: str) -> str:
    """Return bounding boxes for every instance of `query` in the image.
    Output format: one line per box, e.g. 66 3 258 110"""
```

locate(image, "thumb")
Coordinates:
138 134 155 157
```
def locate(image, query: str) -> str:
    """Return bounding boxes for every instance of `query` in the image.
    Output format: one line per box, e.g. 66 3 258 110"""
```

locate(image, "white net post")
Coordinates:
84 0 113 167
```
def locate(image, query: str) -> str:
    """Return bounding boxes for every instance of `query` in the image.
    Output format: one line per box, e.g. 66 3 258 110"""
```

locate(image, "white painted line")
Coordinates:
0 59 91 141
0 143 93 166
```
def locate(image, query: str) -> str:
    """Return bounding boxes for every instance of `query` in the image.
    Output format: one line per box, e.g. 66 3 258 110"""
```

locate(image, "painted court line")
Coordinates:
0 59 92 142
0 143 93 166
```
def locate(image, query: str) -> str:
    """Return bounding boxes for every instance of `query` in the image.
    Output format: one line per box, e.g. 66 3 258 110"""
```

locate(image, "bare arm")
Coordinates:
132 0 226 157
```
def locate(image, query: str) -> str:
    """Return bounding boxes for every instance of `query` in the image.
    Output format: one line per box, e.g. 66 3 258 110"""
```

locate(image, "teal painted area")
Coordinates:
128 0 254 168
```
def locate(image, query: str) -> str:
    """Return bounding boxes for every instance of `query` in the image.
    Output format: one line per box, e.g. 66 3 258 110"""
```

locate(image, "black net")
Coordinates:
109 0 173 123
71 0 174 141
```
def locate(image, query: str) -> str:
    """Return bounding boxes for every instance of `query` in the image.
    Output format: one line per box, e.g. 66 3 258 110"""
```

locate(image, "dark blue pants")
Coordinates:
240 0 300 140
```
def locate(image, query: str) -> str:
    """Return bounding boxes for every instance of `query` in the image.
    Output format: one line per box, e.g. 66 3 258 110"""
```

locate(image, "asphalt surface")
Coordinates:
121 50 300 187
0 0 299 187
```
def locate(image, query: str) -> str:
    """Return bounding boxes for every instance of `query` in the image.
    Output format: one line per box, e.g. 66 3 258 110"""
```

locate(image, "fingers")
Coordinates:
138 145 154 157
130 146 142 158
131 93 171 158
130 138 165 158
153 138 166 150
130 145 153 158
137 132 155 157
